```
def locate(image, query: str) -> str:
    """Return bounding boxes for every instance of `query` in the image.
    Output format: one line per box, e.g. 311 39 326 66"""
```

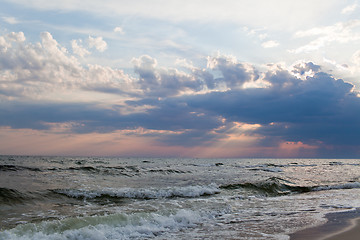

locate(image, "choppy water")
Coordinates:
0 156 360 239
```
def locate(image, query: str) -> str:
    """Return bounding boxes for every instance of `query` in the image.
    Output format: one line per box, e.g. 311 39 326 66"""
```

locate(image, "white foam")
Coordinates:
0 209 204 240
55 184 220 200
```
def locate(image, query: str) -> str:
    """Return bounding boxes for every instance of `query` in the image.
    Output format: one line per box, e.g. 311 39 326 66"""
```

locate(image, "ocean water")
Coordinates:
0 156 360 240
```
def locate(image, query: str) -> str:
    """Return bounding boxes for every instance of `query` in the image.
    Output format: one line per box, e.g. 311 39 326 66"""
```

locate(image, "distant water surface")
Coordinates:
1 156 360 239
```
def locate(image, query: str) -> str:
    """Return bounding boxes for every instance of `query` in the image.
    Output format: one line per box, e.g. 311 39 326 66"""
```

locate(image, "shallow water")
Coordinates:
1 156 360 239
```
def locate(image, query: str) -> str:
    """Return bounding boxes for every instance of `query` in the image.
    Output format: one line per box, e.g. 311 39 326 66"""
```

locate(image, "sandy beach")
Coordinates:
290 209 360 240
321 217 360 240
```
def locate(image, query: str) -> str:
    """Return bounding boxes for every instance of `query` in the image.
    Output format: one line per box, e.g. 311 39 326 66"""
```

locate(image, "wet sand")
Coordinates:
290 209 360 240
322 217 360 240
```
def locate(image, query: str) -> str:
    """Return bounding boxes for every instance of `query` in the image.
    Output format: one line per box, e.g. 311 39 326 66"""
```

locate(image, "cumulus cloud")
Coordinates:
132 55 203 97
2 57 358 155
1 31 360 156
0 32 25 53
0 31 131 100
129 57 358 152
207 55 259 88
88 36 107 52
291 61 321 79
7 32 25 42
185 68 358 150
71 39 90 57
0 36 11 53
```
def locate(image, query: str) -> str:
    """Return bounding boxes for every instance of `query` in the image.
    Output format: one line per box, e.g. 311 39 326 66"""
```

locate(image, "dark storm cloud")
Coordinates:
2 52 360 154
185 67 360 147
188 71 355 124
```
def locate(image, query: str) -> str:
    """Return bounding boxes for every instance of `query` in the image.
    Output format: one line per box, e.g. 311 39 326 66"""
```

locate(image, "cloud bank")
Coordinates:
1 31 359 157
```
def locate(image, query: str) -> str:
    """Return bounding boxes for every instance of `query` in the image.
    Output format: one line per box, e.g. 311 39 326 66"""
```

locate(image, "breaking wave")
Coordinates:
0 209 204 240
54 184 221 200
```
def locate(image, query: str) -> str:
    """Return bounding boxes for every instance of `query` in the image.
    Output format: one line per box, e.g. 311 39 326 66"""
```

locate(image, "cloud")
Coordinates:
291 61 321 79
131 54 260 98
2 16 19 24
291 20 360 53
2 57 358 155
7 32 26 42
2 30 360 157
113 27 124 34
0 31 83 98
261 40 279 48
206 55 259 89
341 3 358 14
132 55 204 97
0 32 26 53
185 66 358 150
243 27 280 49
88 36 107 52
71 39 90 57
0 37 11 53
0 31 132 100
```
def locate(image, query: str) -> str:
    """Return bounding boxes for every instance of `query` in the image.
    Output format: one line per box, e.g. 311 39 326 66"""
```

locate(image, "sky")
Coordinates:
1 0 360 158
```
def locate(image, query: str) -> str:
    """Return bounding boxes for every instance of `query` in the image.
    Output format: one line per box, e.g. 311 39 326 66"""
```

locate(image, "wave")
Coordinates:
53 165 189 176
0 188 75 206
221 177 360 196
68 166 101 173
220 177 312 196
0 188 29 205
313 182 360 191
45 165 141 177
0 164 41 172
0 163 192 176
0 209 204 240
248 166 283 173
53 184 220 200
147 169 190 174
4 180 359 207
68 165 188 175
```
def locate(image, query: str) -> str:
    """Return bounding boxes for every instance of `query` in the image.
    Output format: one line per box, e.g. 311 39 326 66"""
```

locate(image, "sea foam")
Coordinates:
0 209 203 240
54 184 220 200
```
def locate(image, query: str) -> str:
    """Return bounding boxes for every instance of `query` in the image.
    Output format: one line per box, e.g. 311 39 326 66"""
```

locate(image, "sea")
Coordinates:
0 156 360 240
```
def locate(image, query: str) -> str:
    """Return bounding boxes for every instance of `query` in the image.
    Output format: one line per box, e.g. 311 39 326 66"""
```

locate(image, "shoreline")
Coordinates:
289 209 360 240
